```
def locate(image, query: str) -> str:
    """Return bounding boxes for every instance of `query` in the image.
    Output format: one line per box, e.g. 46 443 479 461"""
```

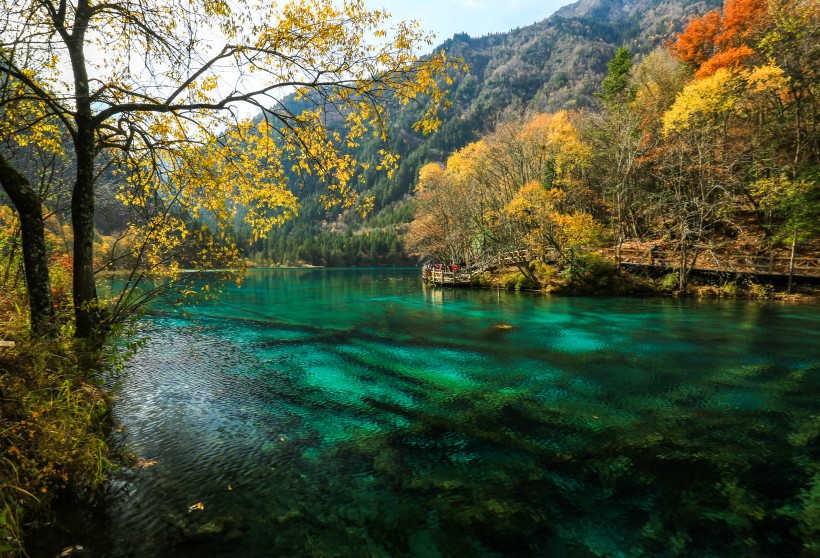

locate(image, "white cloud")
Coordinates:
459 0 490 11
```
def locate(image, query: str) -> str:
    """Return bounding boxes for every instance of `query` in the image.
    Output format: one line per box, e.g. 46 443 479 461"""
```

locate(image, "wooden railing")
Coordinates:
611 248 820 277
491 248 532 267
428 267 475 284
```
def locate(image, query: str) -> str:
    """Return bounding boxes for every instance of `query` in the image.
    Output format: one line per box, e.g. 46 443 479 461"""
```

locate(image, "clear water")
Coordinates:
98 269 819 557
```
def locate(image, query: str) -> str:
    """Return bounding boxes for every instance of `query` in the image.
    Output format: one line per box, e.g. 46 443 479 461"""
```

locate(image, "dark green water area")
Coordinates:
97 269 819 556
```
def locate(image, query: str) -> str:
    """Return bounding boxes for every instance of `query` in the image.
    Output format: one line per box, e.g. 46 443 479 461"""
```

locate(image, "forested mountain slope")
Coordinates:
247 0 719 266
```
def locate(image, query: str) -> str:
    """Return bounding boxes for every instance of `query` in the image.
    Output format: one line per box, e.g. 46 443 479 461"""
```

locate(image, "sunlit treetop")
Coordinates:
0 0 462 226
662 68 741 134
662 64 791 136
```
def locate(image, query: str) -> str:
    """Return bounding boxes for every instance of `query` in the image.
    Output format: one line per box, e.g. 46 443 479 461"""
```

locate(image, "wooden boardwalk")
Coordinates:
424 246 820 285
611 248 820 278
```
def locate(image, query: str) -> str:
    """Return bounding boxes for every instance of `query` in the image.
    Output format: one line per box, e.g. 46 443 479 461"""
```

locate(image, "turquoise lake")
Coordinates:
92 268 819 556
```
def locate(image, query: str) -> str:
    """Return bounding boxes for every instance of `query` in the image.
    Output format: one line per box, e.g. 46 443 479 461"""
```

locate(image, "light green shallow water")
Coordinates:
92 269 819 556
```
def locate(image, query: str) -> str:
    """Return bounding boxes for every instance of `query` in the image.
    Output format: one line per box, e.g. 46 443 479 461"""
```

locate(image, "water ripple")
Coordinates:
84 270 820 557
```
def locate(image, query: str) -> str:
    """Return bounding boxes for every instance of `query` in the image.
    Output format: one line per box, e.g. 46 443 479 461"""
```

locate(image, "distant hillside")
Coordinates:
444 0 716 114
247 0 719 266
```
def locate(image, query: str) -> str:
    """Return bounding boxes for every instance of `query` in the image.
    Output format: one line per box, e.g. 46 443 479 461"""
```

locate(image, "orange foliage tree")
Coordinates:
670 0 771 78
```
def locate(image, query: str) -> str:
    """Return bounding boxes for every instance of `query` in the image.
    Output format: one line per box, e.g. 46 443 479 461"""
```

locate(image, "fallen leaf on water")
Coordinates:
227 485 233 491
134 458 158 469
492 324 514 330
188 502 205 513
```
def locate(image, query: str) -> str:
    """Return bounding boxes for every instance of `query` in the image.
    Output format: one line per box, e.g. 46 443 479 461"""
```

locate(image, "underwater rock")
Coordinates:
165 513 245 544
276 509 301 524
194 516 244 542
407 529 443 558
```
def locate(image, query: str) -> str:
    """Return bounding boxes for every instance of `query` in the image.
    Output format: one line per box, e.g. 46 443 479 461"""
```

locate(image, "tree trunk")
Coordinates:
72 125 101 339
788 232 797 294
67 6 104 340
0 154 55 335
678 240 690 295
515 261 539 288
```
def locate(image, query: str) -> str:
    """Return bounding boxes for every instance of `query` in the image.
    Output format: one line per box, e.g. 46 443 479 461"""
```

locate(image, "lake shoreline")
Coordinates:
424 262 820 303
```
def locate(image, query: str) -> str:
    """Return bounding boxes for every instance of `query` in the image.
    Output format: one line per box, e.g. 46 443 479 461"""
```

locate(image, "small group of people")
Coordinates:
422 262 462 278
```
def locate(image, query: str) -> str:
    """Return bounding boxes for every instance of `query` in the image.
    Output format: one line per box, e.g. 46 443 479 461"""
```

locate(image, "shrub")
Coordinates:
746 282 771 299
559 252 616 288
500 270 537 291
661 272 679 292
531 261 556 283
719 282 739 298
470 273 490 287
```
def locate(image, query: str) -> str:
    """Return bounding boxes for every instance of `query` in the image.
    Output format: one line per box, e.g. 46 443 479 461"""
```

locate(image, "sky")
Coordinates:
372 0 577 43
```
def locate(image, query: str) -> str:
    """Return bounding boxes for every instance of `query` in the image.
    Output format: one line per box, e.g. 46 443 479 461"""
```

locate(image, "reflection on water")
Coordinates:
85 270 820 555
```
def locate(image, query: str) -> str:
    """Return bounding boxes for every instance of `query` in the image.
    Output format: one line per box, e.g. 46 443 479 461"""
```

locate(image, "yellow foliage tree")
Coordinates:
405 112 600 278
504 182 602 276
0 0 459 338
403 162 479 265
663 68 741 135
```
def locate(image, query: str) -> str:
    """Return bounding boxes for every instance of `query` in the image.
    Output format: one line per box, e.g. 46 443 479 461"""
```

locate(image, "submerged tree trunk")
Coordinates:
0 154 55 335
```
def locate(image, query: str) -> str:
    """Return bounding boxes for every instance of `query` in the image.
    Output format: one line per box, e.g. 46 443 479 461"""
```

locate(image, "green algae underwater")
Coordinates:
66 269 820 556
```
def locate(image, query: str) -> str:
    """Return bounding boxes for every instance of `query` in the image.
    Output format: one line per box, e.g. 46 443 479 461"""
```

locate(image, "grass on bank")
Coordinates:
0 304 113 556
